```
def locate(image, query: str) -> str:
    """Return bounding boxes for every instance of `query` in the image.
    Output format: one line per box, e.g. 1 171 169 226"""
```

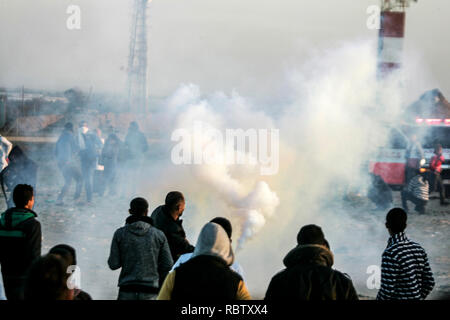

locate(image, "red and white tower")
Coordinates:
377 0 417 79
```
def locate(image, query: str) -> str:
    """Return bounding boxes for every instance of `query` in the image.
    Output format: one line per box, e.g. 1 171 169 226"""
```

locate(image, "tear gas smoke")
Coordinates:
4 39 445 300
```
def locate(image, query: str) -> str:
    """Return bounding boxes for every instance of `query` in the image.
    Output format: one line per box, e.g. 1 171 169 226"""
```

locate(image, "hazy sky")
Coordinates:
0 0 449 101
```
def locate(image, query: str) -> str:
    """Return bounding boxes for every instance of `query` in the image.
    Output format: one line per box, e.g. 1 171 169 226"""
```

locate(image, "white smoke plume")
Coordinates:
167 86 280 250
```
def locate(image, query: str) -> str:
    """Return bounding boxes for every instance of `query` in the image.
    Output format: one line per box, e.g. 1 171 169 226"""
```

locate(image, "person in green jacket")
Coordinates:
0 184 41 300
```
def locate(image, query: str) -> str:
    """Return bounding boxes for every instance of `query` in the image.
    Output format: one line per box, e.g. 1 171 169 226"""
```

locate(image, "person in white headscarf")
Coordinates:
157 222 251 300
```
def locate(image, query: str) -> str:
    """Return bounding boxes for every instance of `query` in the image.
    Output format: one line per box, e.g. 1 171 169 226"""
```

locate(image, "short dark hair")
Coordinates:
64 122 74 132
165 191 185 213
13 184 34 208
386 207 407 233
130 197 149 215
25 254 71 300
210 217 232 239
49 244 77 266
297 224 327 246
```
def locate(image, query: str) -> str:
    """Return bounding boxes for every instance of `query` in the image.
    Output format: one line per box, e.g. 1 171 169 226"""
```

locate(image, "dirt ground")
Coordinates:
1 142 449 300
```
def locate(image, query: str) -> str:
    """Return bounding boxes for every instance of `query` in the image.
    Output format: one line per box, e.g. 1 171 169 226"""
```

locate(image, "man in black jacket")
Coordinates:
151 191 194 261
264 224 358 300
0 184 41 300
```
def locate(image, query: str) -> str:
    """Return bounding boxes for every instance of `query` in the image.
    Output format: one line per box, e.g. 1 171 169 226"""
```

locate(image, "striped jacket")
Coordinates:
407 175 429 201
377 232 434 300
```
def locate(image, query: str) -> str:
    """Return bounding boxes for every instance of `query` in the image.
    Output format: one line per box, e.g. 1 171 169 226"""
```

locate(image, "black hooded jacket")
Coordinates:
150 205 194 261
264 244 358 300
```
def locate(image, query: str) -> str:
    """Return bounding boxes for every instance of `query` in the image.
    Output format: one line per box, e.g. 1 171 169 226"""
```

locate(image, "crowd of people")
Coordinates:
0 184 436 300
0 123 444 301
54 120 148 206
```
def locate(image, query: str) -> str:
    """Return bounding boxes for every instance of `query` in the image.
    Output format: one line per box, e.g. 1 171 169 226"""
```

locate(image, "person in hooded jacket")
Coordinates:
0 146 37 208
171 217 245 281
157 222 251 300
264 224 358 300
108 197 173 300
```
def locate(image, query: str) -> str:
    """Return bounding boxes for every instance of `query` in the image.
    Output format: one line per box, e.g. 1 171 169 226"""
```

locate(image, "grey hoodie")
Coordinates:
108 216 173 289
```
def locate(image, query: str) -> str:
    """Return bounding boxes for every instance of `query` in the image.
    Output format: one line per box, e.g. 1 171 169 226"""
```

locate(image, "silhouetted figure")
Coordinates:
124 121 148 197
99 131 122 196
55 123 82 204
151 192 194 262
24 254 74 300
264 224 358 300
428 144 448 205
0 146 37 208
367 173 393 210
48 244 92 300
75 121 102 203
377 208 434 300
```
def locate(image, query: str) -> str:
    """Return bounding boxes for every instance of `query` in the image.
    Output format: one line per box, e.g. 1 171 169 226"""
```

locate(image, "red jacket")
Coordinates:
430 154 445 173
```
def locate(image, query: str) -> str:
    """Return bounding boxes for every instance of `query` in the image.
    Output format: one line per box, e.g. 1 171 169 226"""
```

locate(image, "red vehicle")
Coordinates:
369 119 450 195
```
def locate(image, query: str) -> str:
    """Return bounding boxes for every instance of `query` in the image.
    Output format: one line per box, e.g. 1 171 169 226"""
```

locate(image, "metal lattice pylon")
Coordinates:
127 0 149 113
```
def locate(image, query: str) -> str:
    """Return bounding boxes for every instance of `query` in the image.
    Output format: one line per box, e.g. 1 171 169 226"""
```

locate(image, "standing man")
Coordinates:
55 123 82 204
108 197 173 300
151 191 194 262
99 129 122 196
429 144 448 205
124 121 148 197
404 133 425 185
0 184 41 300
264 224 358 300
76 121 102 204
377 208 435 300
0 134 13 171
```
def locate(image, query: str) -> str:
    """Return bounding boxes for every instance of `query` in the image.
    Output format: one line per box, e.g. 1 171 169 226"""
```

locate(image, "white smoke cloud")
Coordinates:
167 85 280 250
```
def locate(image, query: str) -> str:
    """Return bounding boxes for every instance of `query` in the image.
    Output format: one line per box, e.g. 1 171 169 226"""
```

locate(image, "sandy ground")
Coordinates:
1 142 448 300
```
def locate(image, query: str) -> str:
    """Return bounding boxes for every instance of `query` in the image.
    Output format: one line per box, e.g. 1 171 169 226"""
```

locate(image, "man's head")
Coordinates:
409 133 417 142
129 121 139 131
64 122 74 133
297 224 328 247
165 191 185 220
13 184 34 210
210 217 232 240
49 244 77 266
129 197 149 216
385 207 407 235
25 254 74 300
79 121 88 134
